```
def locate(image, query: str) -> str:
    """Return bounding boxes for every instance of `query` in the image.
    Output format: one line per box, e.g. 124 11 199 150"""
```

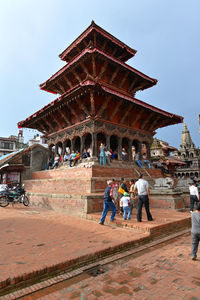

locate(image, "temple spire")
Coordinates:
181 123 194 148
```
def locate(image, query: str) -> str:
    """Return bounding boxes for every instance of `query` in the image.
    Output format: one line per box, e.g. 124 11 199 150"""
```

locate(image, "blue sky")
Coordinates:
0 0 199 148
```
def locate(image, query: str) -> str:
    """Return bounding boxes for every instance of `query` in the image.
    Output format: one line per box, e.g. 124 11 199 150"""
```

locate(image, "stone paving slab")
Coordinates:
37 233 200 300
0 206 190 292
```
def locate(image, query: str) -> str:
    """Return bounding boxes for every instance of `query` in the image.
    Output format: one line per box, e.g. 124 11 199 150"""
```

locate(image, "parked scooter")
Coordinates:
0 184 29 207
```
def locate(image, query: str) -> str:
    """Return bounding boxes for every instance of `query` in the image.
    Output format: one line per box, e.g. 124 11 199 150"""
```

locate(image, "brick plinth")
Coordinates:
25 165 186 215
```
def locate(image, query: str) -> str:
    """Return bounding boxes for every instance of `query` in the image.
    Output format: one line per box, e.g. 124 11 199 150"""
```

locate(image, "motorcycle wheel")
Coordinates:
0 196 9 207
23 195 29 206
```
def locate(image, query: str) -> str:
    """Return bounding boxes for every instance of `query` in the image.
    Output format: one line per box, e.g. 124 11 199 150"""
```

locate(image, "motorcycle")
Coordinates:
0 184 29 207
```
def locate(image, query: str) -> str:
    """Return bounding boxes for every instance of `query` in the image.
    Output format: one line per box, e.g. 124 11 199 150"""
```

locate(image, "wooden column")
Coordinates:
138 142 143 160
62 141 67 156
146 143 151 160
128 139 133 161
55 144 58 154
106 135 110 151
92 133 97 158
81 135 86 154
71 139 75 151
118 137 122 161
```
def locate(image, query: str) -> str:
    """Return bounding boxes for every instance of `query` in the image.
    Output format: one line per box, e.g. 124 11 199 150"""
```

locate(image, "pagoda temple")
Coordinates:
18 21 183 161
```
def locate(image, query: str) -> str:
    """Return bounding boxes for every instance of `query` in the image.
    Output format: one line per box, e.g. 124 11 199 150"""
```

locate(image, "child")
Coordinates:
120 192 131 220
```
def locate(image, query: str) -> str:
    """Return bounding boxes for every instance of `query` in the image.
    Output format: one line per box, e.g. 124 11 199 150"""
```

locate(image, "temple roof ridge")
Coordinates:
59 21 137 62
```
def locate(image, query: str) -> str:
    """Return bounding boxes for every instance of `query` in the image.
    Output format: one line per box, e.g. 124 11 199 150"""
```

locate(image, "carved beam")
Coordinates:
102 39 108 51
131 109 145 127
79 102 90 116
56 80 66 94
80 62 89 77
92 54 96 77
98 95 111 117
110 100 122 120
140 112 154 130
72 70 82 82
120 103 133 124
128 77 138 93
132 82 146 94
63 75 73 89
43 117 55 132
149 117 161 131
58 108 71 126
37 120 49 134
109 66 120 85
90 89 95 116
66 102 80 121
111 47 118 57
99 60 108 79
118 72 129 89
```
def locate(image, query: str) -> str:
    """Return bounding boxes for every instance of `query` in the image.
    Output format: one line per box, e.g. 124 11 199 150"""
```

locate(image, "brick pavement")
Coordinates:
37 234 200 300
0 205 191 295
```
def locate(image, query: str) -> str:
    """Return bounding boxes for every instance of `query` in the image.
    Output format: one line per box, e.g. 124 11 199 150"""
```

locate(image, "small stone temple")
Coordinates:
18 22 185 215
174 123 200 179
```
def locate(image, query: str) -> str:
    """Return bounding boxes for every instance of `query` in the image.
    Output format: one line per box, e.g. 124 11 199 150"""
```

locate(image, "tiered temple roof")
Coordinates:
18 21 183 145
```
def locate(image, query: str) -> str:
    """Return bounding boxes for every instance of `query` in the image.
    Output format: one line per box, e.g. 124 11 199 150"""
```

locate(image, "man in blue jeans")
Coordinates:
99 180 116 225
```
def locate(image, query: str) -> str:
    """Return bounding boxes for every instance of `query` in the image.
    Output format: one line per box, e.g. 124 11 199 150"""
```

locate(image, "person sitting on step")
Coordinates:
135 152 144 168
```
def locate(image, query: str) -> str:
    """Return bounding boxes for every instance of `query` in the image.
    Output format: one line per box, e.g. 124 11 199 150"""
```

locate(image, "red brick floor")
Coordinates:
38 234 200 300
0 205 191 295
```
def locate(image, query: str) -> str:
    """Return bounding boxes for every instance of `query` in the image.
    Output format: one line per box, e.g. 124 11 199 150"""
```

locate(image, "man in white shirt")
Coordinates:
134 174 153 222
189 181 199 212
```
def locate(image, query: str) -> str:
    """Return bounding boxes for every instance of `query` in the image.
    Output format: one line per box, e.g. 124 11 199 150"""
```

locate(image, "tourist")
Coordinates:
64 151 70 162
122 148 128 161
142 154 151 168
51 154 60 169
82 149 90 159
73 151 80 166
118 178 129 215
99 143 106 166
191 202 200 260
156 159 170 175
120 192 131 220
99 180 116 225
69 150 77 167
134 174 153 222
105 148 112 165
189 181 199 212
111 150 117 160
46 156 54 170
110 178 119 210
129 179 136 213
135 152 144 168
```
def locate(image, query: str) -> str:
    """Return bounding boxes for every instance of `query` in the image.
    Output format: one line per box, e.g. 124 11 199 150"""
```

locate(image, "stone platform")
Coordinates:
24 163 172 216
0 206 191 295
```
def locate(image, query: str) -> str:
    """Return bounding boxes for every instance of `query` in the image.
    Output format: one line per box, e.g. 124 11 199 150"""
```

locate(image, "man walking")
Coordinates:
134 174 153 222
189 180 199 212
99 180 116 225
191 202 200 260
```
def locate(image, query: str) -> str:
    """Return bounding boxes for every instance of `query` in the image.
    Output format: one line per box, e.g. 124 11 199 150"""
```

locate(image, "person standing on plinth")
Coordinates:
99 143 106 166
134 174 153 222
99 180 116 225
189 181 199 212
191 202 200 260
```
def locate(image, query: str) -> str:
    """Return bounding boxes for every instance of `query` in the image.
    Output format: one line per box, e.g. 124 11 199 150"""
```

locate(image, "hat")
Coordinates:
107 180 112 185
124 192 129 196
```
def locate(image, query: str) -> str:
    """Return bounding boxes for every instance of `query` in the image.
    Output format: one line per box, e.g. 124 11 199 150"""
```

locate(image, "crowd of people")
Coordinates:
46 148 91 170
99 175 153 224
